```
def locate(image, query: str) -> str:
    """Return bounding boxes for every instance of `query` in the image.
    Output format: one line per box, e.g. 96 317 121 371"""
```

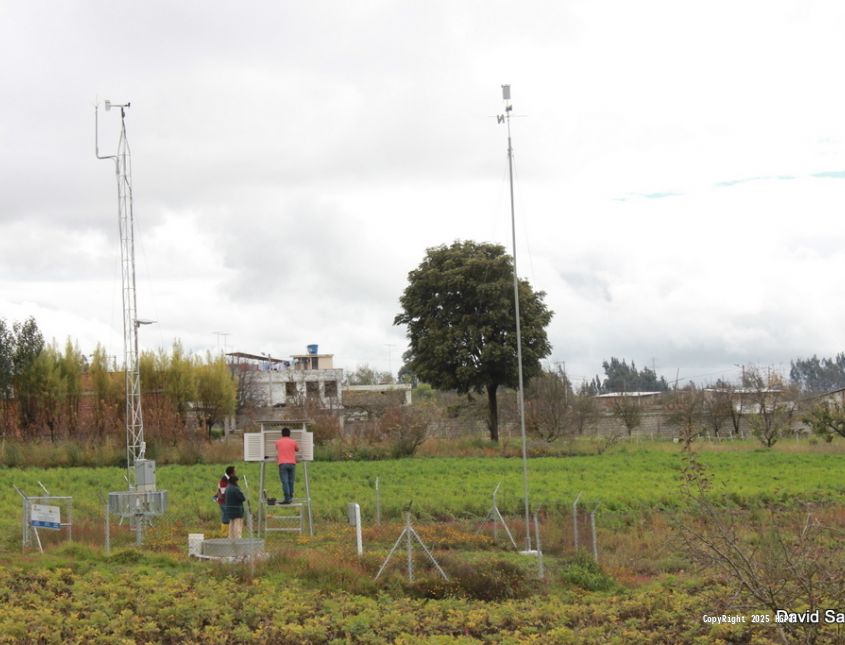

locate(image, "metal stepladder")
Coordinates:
257 460 313 536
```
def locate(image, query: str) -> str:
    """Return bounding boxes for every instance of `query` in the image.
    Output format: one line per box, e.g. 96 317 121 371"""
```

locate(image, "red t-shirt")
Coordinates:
275 437 298 464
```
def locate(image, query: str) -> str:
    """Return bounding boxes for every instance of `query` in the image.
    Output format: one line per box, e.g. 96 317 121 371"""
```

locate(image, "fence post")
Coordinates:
572 492 582 552
375 477 381 526
347 502 363 556
16 487 27 552
105 500 110 555
590 503 600 564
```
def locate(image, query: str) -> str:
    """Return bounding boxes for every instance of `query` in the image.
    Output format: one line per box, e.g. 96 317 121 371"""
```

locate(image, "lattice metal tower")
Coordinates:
95 100 147 483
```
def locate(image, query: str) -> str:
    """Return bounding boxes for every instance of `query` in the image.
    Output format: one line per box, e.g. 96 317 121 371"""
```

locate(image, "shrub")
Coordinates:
2 442 21 468
381 405 436 459
413 384 433 400
63 441 82 467
406 556 536 601
310 413 341 445
559 551 616 591
174 440 204 465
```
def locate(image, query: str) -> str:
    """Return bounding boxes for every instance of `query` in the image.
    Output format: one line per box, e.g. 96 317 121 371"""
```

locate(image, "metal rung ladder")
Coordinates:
264 499 304 534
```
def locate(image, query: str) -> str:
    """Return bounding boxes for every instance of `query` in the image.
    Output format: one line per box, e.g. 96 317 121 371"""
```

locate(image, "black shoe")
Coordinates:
281 499 291 505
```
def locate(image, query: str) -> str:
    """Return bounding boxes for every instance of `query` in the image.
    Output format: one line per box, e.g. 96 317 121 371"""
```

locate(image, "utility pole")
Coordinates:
562 361 568 405
385 344 396 380
263 353 273 405
498 84 532 553
213 331 230 354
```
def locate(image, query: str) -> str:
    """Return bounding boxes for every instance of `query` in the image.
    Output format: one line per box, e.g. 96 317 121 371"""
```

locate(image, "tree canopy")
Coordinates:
394 240 552 441
348 364 395 386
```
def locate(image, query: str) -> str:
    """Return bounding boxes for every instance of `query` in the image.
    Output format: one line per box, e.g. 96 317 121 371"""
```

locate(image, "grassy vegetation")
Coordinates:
4 439 845 539
3 440 844 642
0 544 744 644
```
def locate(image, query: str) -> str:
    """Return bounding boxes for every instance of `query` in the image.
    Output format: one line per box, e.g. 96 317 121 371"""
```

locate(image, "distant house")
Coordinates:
593 391 663 410
819 387 845 406
227 345 343 409
703 387 786 414
813 386 845 408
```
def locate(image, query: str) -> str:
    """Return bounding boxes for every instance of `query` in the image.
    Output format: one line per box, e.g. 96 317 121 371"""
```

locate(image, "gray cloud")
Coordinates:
560 271 612 302
4 1 845 381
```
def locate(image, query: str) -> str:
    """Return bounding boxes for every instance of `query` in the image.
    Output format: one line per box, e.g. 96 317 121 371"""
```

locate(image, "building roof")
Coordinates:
704 387 783 394
594 391 664 398
226 351 288 364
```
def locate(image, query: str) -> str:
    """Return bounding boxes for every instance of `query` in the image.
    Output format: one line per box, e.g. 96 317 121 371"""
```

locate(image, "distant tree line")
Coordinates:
579 357 670 394
0 316 235 443
790 354 845 393
584 353 845 395
347 364 395 386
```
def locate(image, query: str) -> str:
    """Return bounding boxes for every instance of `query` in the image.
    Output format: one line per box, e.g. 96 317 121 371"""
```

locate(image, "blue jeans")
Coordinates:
279 463 296 501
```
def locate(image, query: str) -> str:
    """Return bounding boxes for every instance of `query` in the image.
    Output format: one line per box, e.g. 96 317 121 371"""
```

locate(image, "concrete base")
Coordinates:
518 549 540 556
199 538 266 560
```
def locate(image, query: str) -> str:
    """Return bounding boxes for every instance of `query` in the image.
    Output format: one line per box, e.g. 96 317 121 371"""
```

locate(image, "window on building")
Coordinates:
324 380 337 398
285 382 297 396
306 381 319 398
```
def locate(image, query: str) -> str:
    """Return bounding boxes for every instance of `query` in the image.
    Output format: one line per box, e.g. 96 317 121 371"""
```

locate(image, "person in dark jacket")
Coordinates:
223 475 246 539
214 466 236 536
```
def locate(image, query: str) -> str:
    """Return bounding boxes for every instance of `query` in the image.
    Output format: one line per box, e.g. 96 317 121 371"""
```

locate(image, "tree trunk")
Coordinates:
486 383 499 442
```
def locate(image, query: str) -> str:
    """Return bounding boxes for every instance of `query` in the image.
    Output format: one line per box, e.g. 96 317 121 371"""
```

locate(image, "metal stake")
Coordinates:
406 513 414 582
258 461 266 535
573 492 582 552
477 482 518 549
375 477 381 526
534 512 544 579
104 500 110 555
374 512 448 582
303 461 313 536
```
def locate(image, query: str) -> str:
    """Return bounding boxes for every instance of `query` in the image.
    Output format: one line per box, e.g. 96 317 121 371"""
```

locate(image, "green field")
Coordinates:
4 443 845 539
3 443 844 643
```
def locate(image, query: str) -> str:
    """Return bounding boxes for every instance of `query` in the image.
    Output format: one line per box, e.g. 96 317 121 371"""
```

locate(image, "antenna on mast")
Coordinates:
96 99 147 477
96 99 167 546
497 84 533 553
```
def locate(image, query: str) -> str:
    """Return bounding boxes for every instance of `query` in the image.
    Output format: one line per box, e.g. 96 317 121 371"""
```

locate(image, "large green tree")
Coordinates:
394 240 553 441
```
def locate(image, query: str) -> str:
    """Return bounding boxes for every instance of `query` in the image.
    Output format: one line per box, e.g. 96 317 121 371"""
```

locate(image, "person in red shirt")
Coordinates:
274 427 298 504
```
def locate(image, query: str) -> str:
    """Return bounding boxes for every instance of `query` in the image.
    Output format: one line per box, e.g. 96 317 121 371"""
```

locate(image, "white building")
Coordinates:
228 345 343 409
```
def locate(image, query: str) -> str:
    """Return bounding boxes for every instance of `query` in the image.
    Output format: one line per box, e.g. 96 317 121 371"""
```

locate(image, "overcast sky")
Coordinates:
2 1 844 387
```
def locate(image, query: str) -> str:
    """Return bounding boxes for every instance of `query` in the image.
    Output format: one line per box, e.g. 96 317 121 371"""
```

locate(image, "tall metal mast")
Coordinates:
498 84 532 552
96 100 147 483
